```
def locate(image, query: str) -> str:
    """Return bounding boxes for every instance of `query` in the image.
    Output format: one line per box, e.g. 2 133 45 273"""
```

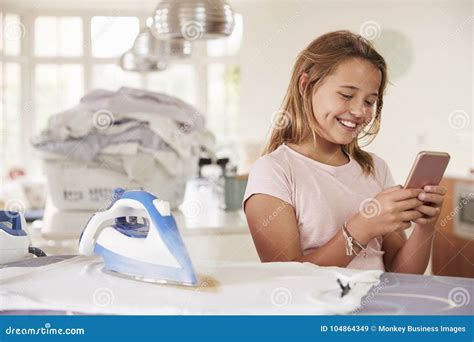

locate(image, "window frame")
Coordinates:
0 7 241 177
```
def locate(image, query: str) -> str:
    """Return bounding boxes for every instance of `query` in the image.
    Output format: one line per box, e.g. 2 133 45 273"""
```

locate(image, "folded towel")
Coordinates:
35 87 206 142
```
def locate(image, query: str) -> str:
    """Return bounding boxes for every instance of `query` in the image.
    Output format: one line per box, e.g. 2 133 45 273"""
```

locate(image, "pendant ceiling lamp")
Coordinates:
163 38 192 58
133 27 193 60
132 27 166 60
119 49 167 72
151 0 235 41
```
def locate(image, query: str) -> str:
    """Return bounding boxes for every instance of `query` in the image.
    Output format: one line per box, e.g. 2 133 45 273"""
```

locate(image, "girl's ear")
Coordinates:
298 73 309 96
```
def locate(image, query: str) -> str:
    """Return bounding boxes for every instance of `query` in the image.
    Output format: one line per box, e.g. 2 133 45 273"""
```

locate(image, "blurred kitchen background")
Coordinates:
0 0 472 277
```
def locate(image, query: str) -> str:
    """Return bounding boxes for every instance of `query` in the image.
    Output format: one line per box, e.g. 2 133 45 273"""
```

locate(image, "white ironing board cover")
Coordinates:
0 256 382 315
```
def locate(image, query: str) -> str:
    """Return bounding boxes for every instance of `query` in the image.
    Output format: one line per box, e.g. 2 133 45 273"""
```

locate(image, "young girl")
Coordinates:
243 31 446 273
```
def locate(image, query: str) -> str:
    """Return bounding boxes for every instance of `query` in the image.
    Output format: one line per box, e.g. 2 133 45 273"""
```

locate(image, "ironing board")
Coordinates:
0 256 472 315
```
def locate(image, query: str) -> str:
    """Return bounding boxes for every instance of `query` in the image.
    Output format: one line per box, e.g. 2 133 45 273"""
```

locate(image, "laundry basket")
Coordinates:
42 159 187 210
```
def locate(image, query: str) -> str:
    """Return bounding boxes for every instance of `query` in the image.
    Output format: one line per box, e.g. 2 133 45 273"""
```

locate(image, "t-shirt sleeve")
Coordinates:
384 164 397 189
242 155 293 210
375 154 397 189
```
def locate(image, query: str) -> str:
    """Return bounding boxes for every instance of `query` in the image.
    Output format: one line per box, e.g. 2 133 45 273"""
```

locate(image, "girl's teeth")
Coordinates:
337 119 356 128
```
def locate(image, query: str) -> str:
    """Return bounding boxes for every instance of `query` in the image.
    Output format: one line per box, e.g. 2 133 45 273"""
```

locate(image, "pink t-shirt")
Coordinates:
243 144 397 271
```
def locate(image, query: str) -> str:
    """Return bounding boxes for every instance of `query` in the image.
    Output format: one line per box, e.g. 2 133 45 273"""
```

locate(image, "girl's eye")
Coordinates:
339 93 352 100
365 100 375 106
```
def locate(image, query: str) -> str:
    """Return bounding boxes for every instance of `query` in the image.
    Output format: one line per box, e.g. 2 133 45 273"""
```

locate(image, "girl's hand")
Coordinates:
413 185 447 227
347 185 425 243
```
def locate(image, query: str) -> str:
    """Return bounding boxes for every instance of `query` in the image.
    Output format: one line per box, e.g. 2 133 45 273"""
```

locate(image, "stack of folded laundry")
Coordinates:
33 87 215 233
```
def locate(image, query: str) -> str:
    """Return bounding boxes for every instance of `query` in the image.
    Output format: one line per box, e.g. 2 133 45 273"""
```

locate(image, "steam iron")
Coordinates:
0 211 46 264
79 189 198 286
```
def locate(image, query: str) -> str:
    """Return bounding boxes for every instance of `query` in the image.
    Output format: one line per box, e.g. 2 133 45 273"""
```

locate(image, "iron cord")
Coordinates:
28 246 47 257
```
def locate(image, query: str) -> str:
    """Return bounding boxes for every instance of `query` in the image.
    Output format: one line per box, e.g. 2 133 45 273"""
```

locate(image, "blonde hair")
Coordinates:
263 30 388 177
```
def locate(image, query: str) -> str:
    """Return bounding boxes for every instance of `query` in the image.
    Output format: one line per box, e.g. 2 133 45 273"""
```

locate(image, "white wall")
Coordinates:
235 0 472 182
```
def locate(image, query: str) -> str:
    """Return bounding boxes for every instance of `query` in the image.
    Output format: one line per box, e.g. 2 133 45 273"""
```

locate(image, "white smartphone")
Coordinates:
404 151 450 189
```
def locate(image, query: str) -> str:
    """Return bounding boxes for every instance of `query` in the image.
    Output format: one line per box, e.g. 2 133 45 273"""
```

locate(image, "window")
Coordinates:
206 13 243 147
2 13 22 56
207 13 243 57
92 64 142 90
35 17 83 57
35 64 84 132
146 65 196 106
91 16 139 58
207 64 240 143
0 9 242 179
1 12 23 178
0 62 22 175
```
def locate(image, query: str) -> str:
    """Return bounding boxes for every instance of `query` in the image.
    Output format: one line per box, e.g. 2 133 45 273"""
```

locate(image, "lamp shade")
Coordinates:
133 27 193 60
151 0 235 41
119 49 167 72
133 27 166 60
164 38 193 58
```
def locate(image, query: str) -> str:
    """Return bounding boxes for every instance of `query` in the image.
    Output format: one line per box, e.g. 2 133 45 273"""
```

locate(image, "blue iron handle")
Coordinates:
80 190 178 257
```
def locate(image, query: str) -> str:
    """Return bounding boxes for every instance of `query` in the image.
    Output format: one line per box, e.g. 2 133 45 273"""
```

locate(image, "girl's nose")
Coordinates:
349 102 364 117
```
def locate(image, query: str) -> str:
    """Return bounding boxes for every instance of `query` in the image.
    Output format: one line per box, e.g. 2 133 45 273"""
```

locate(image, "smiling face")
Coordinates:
308 57 382 146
